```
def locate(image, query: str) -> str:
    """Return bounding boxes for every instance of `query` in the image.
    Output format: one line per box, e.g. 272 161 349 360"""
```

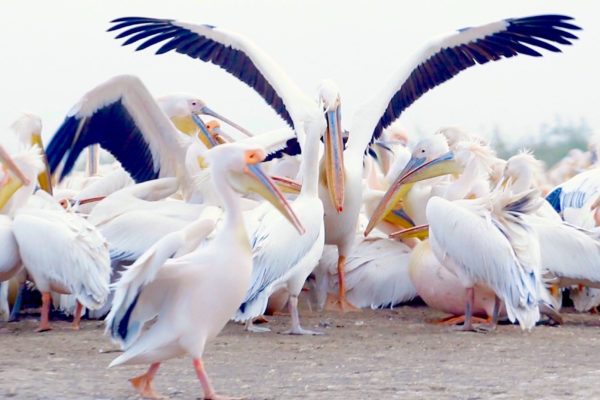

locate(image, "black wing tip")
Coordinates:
511 14 582 31
108 16 173 32
110 16 157 23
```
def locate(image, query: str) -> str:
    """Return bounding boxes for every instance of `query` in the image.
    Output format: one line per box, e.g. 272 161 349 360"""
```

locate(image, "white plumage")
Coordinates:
105 142 303 399
13 192 111 330
316 237 416 310
427 191 544 330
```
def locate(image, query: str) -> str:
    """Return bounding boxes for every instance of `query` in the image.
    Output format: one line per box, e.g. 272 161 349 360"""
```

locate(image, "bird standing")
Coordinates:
106 142 304 399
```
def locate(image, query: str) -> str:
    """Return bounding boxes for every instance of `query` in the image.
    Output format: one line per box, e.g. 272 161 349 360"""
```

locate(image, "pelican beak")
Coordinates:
0 146 29 210
209 125 229 145
170 115 200 136
192 114 220 149
364 151 462 237
323 101 345 213
271 175 302 195
31 133 53 194
239 153 305 234
389 224 430 241
0 146 29 186
383 207 415 230
200 106 253 137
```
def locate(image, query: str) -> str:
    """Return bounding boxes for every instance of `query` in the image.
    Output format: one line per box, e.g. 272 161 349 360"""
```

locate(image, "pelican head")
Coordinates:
207 143 305 234
205 120 229 145
364 135 462 236
502 151 544 191
10 114 52 194
318 79 345 213
159 95 253 149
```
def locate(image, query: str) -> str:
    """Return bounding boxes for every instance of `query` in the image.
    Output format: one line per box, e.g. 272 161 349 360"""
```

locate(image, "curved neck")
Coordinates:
512 169 534 194
212 169 248 246
298 124 320 198
444 155 486 201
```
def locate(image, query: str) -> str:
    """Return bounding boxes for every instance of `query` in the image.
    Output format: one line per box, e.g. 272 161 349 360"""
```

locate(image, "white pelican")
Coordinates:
315 237 416 310
233 90 332 335
502 153 600 295
0 146 30 320
376 144 568 330
546 168 600 229
426 189 546 331
109 14 580 312
10 114 53 193
0 146 111 331
45 74 250 184
87 177 206 262
369 136 507 325
106 142 304 399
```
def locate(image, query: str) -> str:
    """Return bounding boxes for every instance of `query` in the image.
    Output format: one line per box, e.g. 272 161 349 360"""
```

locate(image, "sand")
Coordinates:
1 305 599 400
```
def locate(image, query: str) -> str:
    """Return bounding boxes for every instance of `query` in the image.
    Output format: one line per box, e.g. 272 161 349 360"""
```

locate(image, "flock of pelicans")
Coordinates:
1 12 598 400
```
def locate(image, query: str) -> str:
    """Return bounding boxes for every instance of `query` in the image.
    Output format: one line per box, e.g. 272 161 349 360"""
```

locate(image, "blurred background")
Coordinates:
1 0 598 167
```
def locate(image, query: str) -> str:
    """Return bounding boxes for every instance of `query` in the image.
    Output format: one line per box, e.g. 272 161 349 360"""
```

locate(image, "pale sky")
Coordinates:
1 0 598 149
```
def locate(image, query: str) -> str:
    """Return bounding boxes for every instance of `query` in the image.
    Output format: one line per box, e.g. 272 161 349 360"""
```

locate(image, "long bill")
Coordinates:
244 163 305 235
271 175 302 195
30 133 53 194
200 105 254 138
323 102 345 213
364 151 462 237
384 207 416 230
192 113 220 149
205 121 229 145
0 145 29 210
389 224 430 241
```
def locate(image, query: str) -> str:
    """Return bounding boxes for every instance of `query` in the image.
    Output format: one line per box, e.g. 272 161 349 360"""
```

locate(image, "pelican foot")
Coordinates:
253 315 269 324
35 324 52 333
246 324 271 333
129 374 163 399
324 294 361 313
452 323 496 334
280 327 324 336
432 315 490 326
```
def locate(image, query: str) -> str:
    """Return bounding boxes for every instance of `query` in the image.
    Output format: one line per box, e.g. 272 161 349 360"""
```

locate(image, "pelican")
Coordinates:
546 167 600 229
109 14 580 312
0 146 111 331
315 236 416 310
45 74 250 185
0 146 30 320
106 142 304 400
233 89 333 335
370 136 508 325
10 114 53 194
502 153 600 295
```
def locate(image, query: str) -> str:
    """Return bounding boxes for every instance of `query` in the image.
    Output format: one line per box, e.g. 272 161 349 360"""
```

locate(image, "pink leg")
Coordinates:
129 362 161 399
194 358 216 399
325 255 361 313
36 292 52 332
456 287 475 331
72 301 83 330
193 358 242 400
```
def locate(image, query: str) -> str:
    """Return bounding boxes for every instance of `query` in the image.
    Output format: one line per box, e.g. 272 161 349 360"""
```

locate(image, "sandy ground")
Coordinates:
1 302 600 400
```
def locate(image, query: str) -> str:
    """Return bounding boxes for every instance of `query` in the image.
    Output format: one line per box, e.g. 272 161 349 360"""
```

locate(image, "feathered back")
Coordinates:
454 139 500 175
